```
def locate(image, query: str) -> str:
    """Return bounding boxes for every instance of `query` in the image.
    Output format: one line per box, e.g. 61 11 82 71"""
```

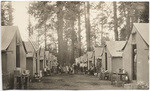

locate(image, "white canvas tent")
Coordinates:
102 41 126 73
122 23 149 85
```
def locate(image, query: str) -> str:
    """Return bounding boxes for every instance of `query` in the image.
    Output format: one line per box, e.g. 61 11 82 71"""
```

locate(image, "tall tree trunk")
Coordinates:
28 2 32 37
101 23 104 45
28 13 31 37
130 15 134 32
134 9 139 23
37 30 40 46
126 4 131 39
101 4 104 45
71 19 75 65
113 1 119 41
85 2 91 51
1 2 5 26
78 4 82 57
7 2 13 26
44 24 47 50
44 23 47 68
63 39 68 65
56 2 64 65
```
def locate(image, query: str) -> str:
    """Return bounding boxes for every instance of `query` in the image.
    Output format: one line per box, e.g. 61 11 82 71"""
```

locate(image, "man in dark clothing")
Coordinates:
57 65 60 74
77 63 80 73
74 64 77 74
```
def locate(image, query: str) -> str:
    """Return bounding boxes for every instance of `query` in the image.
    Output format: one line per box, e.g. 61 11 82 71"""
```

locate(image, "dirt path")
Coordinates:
28 74 124 90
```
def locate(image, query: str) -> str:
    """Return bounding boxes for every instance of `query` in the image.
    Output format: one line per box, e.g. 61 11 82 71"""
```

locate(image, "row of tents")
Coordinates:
75 23 149 85
25 40 58 77
1 26 58 89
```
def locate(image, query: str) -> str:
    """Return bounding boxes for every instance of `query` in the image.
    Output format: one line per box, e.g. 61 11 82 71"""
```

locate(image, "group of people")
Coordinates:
78 62 88 74
56 64 74 74
42 62 98 76
52 62 89 75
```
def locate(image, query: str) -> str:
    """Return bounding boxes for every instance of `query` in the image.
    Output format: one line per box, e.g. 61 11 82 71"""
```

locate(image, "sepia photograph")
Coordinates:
1 1 149 90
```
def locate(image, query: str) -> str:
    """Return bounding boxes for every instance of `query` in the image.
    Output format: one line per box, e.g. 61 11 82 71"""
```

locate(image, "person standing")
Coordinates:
58 65 61 74
74 64 77 74
77 63 80 73
81 62 84 73
70 66 73 74
91 66 94 75
44 67 47 76
47 67 51 76
57 64 59 74
66 65 69 74
72 63 75 74
83 62 85 74
134 49 137 80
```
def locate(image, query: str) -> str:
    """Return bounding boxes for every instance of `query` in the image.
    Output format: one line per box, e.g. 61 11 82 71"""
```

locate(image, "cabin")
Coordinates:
24 41 40 77
122 23 149 85
102 41 126 73
1 26 27 89
93 46 103 73
24 41 36 77
31 41 40 74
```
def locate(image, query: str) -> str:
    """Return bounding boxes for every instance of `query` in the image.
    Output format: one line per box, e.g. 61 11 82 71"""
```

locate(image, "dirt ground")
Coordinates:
28 73 125 90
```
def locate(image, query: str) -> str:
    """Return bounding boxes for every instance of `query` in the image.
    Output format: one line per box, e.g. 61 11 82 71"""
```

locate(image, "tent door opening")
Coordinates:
16 45 20 67
132 44 137 80
94 56 95 68
2 52 7 73
105 53 107 70
36 52 38 73
40 60 43 70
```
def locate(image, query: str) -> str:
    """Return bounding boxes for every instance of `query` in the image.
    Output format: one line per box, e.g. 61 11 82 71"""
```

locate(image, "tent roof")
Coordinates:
134 23 149 45
1 26 18 51
94 47 103 56
1 26 27 53
122 23 149 50
106 41 126 57
22 41 28 54
24 41 34 57
28 36 39 51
